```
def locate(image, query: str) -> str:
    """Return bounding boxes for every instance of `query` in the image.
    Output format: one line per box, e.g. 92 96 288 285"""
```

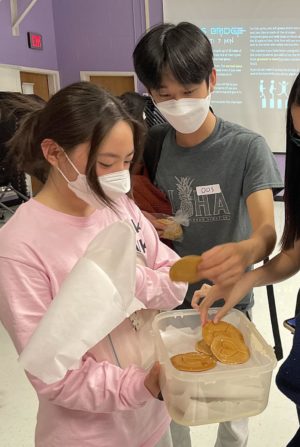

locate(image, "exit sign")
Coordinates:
27 32 43 50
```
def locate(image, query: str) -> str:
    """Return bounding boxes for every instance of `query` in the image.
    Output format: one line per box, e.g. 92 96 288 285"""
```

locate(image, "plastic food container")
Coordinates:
152 309 277 426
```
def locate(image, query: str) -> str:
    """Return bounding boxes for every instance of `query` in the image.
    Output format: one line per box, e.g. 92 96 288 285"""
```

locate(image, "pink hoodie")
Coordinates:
0 196 187 447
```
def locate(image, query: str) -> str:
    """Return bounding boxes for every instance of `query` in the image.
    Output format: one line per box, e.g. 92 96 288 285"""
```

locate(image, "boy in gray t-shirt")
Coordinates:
133 22 283 447
155 117 282 310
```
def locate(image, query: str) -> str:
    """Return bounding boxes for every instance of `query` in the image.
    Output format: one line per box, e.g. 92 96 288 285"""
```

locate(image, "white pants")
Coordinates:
214 419 249 447
170 419 248 447
170 420 191 447
155 426 173 447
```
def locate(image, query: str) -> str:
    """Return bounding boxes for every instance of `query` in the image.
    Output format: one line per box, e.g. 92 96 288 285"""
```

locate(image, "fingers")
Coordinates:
198 284 227 325
150 361 160 376
191 284 212 309
191 290 202 309
212 303 232 323
196 271 254 325
198 258 239 282
197 245 246 286
144 361 161 398
204 276 254 323
199 245 230 271
198 299 210 326
200 245 224 263
198 297 213 325
213 271 243 288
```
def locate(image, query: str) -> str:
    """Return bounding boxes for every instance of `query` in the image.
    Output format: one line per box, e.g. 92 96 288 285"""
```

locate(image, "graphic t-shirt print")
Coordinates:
168 177 231 223
131 218 147 254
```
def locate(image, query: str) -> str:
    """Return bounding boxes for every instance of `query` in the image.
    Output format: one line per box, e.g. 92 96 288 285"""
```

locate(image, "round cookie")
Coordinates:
169 255 202 283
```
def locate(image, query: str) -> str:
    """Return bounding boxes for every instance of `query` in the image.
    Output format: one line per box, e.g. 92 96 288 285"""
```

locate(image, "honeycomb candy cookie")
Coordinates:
202 320 245 347
171 351 217 372
210 335 250 364
195 339 213 356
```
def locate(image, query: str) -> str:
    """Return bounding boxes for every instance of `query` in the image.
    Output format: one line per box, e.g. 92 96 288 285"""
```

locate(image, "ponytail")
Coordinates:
8 109 49 182
0 91 47 182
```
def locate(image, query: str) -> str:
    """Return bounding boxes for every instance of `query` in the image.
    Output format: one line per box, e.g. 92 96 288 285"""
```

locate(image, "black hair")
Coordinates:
8 82 144 206
133 22 214 90
0 91 45 124
119 91 147 124
0 92 46 192
118 91 148 174
281 73 300 249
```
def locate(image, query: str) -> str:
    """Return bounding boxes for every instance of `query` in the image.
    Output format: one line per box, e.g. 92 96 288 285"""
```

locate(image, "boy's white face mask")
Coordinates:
57 151 131 209
155 92 211 134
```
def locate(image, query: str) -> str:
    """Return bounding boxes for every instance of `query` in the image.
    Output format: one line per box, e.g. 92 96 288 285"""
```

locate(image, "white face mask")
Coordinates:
57 151 131 209
155 93 211 134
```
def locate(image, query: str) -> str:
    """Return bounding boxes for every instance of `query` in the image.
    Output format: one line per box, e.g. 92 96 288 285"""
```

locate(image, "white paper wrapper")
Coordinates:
19 220 145 384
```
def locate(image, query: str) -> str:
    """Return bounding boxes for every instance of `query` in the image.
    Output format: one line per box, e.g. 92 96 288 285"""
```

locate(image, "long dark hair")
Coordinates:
133 22 214 90
9 82 144 205
0 92 46 188
281 73 300 249
119 91 147 124
0 91 45 122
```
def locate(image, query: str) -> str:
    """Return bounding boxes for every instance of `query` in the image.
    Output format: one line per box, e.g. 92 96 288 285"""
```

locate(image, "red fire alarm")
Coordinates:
27 32 43 50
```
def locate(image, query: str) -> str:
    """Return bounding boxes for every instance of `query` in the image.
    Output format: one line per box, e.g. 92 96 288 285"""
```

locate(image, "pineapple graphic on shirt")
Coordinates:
175 177 194 217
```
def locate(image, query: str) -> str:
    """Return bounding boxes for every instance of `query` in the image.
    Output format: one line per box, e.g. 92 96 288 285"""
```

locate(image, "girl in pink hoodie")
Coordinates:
0 82 187 447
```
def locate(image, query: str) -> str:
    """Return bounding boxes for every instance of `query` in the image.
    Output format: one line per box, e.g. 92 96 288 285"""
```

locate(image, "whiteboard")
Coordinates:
163 0 300 152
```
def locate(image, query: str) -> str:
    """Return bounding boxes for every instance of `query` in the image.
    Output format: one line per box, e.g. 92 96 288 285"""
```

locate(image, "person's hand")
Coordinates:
195 284 233 325
197 241 251 287
197 271 256 324
144 362 161 398
191 283 212 310
192 283 231 325
142 211 168 237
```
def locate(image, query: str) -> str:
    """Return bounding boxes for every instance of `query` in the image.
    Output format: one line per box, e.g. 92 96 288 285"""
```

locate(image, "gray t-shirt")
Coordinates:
154 117 283 309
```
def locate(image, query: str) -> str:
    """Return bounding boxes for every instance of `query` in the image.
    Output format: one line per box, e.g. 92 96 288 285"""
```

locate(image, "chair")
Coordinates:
264 256 283 360
0 182 29 216
264 272 283 360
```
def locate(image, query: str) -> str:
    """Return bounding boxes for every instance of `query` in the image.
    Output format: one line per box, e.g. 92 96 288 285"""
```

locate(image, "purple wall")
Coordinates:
149 0 164 28
0 0 58 69
52 0 163 87
0 0 163 84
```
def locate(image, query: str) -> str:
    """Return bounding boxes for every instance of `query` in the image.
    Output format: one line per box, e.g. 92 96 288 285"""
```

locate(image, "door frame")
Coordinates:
80 71 138 92
0 63 60 95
